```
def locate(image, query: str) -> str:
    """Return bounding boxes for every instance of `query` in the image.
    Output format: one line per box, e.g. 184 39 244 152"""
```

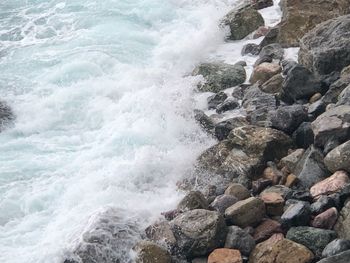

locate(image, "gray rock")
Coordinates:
299 15 350 76
177 191 209 211
145 221 177 251
210 194 238 214
322 77 350 105
214 117 248 141
194 110 215 134
322 239 350 258
224 226 256 256
223 5 265 40
250 0 273 10
294 146 331 188
0 100 14 132
281 201 311 229
317 250 350 263
260 73 283 94
207 92 227 110
216 98 239 113
337 85 350 106
324 140 350 173
280 64 322 103
241 43 261 56
308 100 326 118
259 43 284 60
193 62 246 93
260 26 279 48
133 241 172 263
254 55 273 67
335 199 350 239
171 209 227 258
292 122 314 149
286 226 337 257
268 105 309 134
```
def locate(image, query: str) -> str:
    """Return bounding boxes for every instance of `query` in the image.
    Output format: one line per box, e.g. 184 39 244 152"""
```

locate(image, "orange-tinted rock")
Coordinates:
285 174 298 187
311 207 338 229
249 234 284 262
208 248 242 263
260 192 285 216
250 63 282 84
253 219 283 243
310 171 350 198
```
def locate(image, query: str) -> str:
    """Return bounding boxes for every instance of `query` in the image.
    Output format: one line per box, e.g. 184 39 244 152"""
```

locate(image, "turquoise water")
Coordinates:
0 0 235 262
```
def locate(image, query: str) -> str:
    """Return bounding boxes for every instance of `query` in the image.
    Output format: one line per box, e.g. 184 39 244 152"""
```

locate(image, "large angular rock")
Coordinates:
322 239 350 258
207 92 228 110
224 183 250 201
253 219 283 243
335 199 350 239
280 64 322 103
210 195 238 214
250 63 281 85
279 0 350 48
133 241 171 263
193 62 246 93
177 191 209 211
337 84 350 106
311 207 338 230
225 197 265 228
310 171 350 198
171 209 227 258
194 109 215 134
214 117 248 141
260 74 283 94
299 15 350 76
249 236 314 263
281 201 311 229
317 250 350 263
294 146 330 189
250 0 273 10
223 5 264 40
324 141 350 173
322 77 350 105
292 122 314 149
311 105 350 150
224 226 255 256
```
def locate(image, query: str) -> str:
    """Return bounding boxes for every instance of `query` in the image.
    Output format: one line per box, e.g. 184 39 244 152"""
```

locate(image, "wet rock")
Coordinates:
294 146 330 189
194 110 215 133
335 199 350 239
225 197 265 228
224 226 255 256
310 171 350 198
311 207 338 230
253 26 270 39
208 248 242 263
260 74 283 94
280 149 305 172
216 98 239 114
250 63 281 85
286 226 337 257
268 104 309 134
207 92 228 110
299 15 350 76
281 201 311 229
242 85 278 126
292 122 314 149
324 141 350 173
260 26 279 48
193 62 246 93
260 192 284 216
249 237 314 263
254 55 273 67
251 0 273 10
278 0 350 48
224 183 250 201
134 241 171 263
280 64 322 103
214 117 248 141
322 76 350 105
337 85 350 106
252 178 272 195
241 43 261 56
311 195 337 215
0 100 14 132
210 195 238 214
259 44 284 61
223 5 264 40
317 250 350 263
177 191 209 211
171 209 227 258
253 219 283 243
322 239 350 258
145 221 177 250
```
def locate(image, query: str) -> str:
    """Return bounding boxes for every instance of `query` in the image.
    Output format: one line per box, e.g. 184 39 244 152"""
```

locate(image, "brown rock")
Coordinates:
280 149 305 172
145 221 176 248
285 174 298 188
311 207 338 229
309 93 322 103
260 192 285 216
253 26 270 39
249 237 314 263
208 248 242 263
249 234 284 262
263 166 282 185
225 183 251 200
252 179 272 195
134 241 171 263
250 63 282 85
310 171 350 198
260 73 284 94
253 219 283 243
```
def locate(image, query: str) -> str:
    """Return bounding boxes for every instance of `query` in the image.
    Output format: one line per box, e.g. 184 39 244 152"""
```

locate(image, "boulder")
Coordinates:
294 146 330 189
250 0 273 10
242 85 278 126
145 221 177 250
253 219 283 243
224 226 255 256
208 248 242 263
299 15 350 76
308 100 326 118
337 85 350 106
281 201 311 229
249 237 314 263
279 0 350 47
324 141 350 173
334 199 350 239
260 192 284 216
225 197 265 228
210 195 238 214
322 239 350 258
216 98 239 113
223 5 264 40
250 63 281 85
171 209 227 258
259 26 279 48
292 122 314 149
214 117 248 141
0 100 14 132
134 241 171 263
311 195 337 215
311 105 350 150
260 74 283 94
317 250 350 263
259 44 284 61
268 105 309 134
241 43 260 56
193 62 246 93
224 183 250 200
280 64 322 103
310 171 350 198
194 110 215 134
280 148 305 172
311 207 338 230
207 92 227 110
177 191 209 211
286 226 337 257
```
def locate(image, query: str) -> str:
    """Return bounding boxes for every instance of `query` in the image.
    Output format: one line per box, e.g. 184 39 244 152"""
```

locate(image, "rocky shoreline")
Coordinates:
54 0 350 262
